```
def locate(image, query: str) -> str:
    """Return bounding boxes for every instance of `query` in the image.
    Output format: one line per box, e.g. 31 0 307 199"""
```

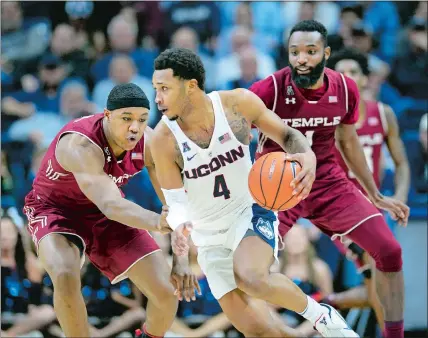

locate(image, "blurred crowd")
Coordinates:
1 1 427 337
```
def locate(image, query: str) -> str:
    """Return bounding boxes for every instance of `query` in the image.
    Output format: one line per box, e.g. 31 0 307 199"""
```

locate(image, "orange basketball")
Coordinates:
248 152 302 211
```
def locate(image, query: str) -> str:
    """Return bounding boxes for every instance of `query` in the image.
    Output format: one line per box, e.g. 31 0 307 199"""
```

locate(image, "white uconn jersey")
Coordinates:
162 92 253 246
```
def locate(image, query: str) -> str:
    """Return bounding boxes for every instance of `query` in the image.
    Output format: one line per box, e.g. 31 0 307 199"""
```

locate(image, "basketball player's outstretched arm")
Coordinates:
55 133 170 233
226 88 317 200
383 104 410 203
145 129 201 302
336 123 410 226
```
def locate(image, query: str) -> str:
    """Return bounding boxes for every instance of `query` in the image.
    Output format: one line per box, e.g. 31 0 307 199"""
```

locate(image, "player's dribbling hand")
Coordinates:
373 196 410 227
286 151 317 201
170 258 201 302
171 222 192 256
157 205 173 234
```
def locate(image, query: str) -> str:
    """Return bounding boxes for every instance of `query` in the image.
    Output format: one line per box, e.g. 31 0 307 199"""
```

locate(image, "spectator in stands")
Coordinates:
216 26 276 87
281 1 341 37
1 1 52 84
360 2 401 64
216 2 278 59
380 16 428 121
414 114 428 193
224 46 261 90
2 53 69 126
8 80 96 149
277 225 333 336
163 1 221 51
170 26 217 92
348 23 390 99
49 23 91 82
90 15 156 82
1 217 56 337
92 54 156 125
64 0 94 54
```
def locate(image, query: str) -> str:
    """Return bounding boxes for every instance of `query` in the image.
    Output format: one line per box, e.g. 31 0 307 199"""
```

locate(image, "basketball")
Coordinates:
248 152 302 211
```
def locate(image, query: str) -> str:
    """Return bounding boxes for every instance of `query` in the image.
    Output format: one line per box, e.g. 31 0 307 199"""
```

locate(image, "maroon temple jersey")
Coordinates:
28 114 145 212
250 67 360 182
334 100 388 192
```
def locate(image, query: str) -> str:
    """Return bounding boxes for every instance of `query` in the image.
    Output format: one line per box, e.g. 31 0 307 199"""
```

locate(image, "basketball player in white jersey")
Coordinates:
150 48 358 337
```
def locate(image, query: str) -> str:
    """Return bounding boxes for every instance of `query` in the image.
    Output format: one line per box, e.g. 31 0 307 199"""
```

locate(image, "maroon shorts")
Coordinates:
23 190 160 283
278 177 382 238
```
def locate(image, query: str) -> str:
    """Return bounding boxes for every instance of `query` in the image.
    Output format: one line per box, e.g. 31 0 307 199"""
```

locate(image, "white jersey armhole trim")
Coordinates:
378 102 389 135
339 73 349 113
270 74 278 113
54 131 105 172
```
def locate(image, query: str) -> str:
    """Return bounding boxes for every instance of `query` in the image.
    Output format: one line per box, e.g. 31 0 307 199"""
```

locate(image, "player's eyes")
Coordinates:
139 119 146 123
290 51 298 56
162 86 168 91
123 117 131 121
308 50 316 55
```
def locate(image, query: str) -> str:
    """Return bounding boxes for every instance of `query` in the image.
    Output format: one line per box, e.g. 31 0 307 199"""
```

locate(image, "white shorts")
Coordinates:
196 204 279 300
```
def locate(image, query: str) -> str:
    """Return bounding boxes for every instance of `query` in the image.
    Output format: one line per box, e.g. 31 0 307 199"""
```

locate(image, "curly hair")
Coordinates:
328 47 370 76
154 48 205 90
289 20 329 47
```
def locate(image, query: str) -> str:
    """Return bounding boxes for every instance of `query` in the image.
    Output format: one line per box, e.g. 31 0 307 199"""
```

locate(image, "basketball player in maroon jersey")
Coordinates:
319 47 411 333
22 83 199 338
250 20 409 338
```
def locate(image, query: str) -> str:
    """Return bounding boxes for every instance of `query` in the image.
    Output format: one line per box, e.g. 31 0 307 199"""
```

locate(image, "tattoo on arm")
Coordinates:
174 140 184 170
283 128 311 154
228 97 251 145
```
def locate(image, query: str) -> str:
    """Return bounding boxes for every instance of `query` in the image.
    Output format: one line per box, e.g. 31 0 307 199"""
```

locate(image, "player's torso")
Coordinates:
336 100 387 191
162 91 253 230
31 114 145 210
257 68 350 180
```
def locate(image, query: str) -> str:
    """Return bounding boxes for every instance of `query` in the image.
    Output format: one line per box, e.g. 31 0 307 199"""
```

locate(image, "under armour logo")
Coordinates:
287 85 294 96
107 156 111 163
285 98 296 104
320 317 327 326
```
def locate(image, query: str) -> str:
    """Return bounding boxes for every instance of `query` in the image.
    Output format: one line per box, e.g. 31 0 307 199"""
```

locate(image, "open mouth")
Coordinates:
127 136 137 143
297 68 311 74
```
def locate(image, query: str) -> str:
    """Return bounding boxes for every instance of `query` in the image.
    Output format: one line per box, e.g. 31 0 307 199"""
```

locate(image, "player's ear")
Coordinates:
324 46 331 60
104 109 111 120
187 79 198 93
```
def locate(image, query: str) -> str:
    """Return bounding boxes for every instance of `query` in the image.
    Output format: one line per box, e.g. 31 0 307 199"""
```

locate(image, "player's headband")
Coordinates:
107 96 150 111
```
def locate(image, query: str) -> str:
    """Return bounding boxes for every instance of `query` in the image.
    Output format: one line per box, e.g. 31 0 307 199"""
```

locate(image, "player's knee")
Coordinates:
234 266 269 298
149 280 176 306
374 238 402 272
47 261 81 294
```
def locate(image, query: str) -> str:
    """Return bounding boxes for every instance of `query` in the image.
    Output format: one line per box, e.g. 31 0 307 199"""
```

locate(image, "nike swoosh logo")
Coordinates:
187 154 197 161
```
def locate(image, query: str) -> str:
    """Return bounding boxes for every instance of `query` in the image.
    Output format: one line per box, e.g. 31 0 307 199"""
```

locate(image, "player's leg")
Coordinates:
328 241 385 330
218 289 299 337
89 220 177 337
344 216 403 338
38 233 90 337
233 205 358 337
127 251 178 337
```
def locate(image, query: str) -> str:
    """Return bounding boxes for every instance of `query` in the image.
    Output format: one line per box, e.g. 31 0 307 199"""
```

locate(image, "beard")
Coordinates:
290 55 326 88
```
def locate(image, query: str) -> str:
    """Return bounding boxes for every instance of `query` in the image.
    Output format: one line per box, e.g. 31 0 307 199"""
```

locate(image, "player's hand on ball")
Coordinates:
373 196 410 227
171 222 193 256
157 205 173 234
285 151 316 201
170 258 201 302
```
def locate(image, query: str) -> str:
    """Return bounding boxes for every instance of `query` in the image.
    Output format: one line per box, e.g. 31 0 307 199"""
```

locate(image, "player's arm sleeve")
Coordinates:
57 135 160 231
340 76 360 125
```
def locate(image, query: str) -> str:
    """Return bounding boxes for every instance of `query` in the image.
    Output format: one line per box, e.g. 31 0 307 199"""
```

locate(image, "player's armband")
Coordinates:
161 187 189 230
